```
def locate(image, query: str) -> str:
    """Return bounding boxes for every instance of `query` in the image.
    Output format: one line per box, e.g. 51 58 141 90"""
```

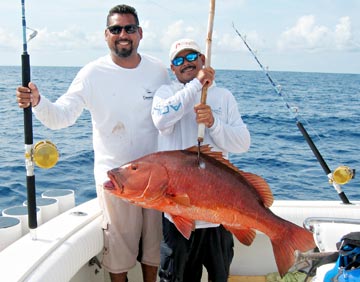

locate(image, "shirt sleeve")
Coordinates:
152 79 202 135
208 90 251 154
32 74 86 130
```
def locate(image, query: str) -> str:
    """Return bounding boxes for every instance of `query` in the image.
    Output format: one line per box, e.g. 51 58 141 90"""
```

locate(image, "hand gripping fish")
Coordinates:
104 145 315 276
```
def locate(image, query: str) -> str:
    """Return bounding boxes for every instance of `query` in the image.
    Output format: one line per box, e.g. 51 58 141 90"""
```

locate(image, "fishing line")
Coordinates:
232 23 352 204
232 23 303 123
231 23 326 156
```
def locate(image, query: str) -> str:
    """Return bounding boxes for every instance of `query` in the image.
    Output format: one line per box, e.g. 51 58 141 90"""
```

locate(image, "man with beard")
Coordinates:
151 39 250 282
15 5 170 282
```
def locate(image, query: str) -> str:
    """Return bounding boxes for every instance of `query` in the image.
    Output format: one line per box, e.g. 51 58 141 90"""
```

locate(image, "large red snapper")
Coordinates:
104 145 315 276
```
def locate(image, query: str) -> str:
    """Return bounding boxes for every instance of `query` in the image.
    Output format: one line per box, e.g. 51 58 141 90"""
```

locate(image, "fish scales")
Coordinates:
151 149 272 228
104 145 316 276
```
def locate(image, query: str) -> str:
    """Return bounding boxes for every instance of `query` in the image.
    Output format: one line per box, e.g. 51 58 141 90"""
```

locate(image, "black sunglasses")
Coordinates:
107 24 139 35
172 52 200 66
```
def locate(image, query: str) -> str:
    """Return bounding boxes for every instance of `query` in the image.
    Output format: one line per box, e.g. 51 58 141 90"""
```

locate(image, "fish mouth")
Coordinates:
104 172 125 193
103 180 116 190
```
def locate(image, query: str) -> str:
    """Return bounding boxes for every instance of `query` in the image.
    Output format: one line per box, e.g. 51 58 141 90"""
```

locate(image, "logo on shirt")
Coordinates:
212 107 222 115
143 89 154 100
153 103 182 115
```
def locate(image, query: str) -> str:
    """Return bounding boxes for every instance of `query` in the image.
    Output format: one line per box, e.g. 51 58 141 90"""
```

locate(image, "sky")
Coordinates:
1 0 360 74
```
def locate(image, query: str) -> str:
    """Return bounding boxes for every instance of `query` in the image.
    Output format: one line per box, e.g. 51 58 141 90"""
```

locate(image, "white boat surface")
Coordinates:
0 197 359 282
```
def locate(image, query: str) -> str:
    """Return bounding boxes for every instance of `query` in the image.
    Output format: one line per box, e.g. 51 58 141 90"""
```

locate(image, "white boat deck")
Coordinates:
0 199 359 281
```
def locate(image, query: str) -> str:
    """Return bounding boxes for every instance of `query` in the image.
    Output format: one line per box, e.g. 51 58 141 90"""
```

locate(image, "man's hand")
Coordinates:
16 82 40 108
196 67 215 87
194 103 214 128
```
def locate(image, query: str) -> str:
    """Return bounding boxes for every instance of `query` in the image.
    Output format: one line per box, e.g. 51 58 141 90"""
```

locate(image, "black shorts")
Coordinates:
159 216 234 282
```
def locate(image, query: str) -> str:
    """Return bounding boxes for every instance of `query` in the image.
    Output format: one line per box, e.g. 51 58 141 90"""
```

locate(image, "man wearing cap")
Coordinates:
151 39 251 282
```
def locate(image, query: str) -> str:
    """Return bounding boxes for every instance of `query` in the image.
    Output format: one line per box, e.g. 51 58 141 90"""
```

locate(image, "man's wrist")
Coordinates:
33 95 40 107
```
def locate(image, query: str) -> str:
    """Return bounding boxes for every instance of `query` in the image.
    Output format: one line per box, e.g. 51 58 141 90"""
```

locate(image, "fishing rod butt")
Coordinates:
22 52 33 144
197 124 205 144
29 229 37 241
23 107 33 144
338 192 351 205
21 53 30 87
26 175 38 230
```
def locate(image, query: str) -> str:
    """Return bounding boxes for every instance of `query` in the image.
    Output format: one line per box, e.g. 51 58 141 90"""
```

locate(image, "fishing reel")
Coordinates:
331 166 355 185
25 140 59 169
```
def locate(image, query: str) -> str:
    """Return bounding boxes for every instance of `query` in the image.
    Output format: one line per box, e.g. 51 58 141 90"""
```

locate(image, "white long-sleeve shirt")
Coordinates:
151 78 251 228
152 79 250 156
33 54 170 185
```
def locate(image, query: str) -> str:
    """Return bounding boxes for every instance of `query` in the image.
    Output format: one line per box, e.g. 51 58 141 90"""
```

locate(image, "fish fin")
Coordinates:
166 193 191 207
186 144 213 154
186 145 246 175
171 215 195 239
186 145 273 207
186 145 228 164
225 226 256 246
239 171 274 207
270 222 316 277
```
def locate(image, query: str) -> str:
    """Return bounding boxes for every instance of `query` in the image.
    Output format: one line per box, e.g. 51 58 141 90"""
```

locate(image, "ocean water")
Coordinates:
0 66 359 213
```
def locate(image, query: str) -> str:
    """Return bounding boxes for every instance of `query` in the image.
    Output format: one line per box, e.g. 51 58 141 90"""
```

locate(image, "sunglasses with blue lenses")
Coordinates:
172 52 200 66
107 24 139 35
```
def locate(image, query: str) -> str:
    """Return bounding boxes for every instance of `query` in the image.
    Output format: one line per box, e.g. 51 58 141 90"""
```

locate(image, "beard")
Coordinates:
114 40 133 58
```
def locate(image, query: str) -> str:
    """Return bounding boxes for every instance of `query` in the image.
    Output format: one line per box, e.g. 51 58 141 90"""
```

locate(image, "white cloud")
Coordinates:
277 15 331 51
216 32 242 51
139 19 162 52
334 16 352 49
152 20 265 57
26 26 104 53
215 29 265 54
159 20 205 51
277 15 359 52
0 28 20 51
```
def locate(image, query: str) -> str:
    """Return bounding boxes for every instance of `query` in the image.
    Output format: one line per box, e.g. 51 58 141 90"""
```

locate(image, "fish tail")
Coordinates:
271 223 315 277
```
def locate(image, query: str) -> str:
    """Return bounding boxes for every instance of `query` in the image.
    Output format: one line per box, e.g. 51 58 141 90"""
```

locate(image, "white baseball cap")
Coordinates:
169 38 202 61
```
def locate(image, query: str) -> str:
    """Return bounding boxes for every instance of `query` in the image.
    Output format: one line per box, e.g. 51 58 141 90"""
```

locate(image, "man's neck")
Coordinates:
112 53 141 69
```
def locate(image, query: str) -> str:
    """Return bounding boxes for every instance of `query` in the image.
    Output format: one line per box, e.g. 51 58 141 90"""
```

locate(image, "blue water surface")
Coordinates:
0 66 359 213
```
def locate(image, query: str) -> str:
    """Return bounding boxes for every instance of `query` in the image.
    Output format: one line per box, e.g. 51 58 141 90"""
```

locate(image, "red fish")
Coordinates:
104 145 315 276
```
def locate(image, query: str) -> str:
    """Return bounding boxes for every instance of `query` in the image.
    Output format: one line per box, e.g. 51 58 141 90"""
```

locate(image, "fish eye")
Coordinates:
130 164 138 170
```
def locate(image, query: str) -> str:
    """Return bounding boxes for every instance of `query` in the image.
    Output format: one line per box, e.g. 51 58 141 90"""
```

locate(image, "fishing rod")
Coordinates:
20 0 59 238
232 23 354 204
21 0 37 237
198 0 215 164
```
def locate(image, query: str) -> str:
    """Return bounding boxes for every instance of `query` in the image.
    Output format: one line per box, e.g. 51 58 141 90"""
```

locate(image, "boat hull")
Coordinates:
0 199 359 281
231 200 360 276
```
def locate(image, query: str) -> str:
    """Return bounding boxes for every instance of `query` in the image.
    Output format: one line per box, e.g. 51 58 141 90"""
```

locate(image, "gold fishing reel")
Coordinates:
331 166 355 185
33 140 59 169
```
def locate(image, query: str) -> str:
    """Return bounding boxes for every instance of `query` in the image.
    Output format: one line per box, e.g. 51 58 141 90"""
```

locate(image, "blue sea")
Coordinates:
1 66 359 213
